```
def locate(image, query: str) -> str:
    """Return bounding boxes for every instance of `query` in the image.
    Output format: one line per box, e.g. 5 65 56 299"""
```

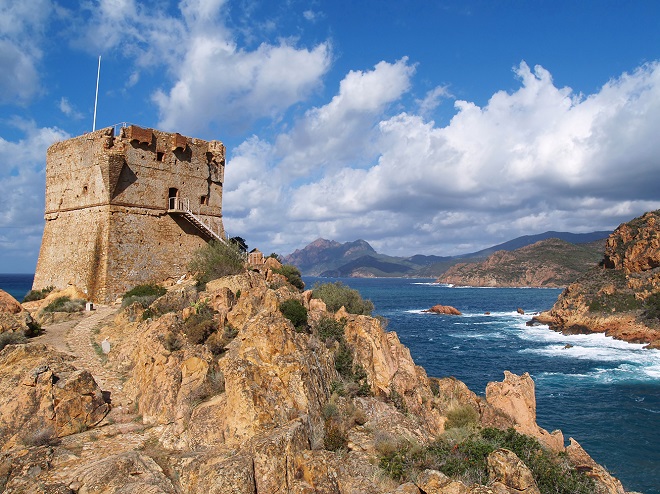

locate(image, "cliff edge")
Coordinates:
531 210 660 348
0 263 628 492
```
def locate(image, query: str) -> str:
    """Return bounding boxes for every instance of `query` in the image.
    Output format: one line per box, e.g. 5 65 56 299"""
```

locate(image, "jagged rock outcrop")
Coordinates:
0 344 108 451
437 238 603 288
0 289 36 334
531 210 660 348
0 266 628 493
485 371 564 451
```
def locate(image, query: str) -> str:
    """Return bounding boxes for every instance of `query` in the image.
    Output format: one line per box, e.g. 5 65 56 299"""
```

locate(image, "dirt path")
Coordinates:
31 306 135 419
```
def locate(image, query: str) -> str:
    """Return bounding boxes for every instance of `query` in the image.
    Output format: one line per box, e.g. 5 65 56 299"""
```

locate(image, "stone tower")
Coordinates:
33 125 226 302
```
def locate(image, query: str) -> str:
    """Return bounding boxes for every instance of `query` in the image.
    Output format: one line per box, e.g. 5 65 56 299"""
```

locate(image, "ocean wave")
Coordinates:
411 282 453 287
448 332 508 340
539 366 637 384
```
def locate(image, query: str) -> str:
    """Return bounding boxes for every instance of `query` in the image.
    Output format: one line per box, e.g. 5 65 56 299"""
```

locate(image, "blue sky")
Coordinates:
1 0 660 272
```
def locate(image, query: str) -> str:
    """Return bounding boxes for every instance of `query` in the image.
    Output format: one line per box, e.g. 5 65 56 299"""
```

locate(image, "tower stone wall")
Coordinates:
33 125 226 302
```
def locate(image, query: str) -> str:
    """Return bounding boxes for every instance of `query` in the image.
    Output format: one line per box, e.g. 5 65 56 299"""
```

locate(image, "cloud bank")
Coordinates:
224 61 660 255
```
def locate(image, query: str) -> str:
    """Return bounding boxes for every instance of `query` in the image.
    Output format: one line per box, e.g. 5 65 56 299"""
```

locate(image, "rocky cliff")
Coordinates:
531 210 660 348
437 239 604 288
0 264 628 493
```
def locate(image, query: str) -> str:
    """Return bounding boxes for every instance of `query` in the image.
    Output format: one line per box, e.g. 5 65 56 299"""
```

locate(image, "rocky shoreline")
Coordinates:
0 259 631 493
529 210 660 349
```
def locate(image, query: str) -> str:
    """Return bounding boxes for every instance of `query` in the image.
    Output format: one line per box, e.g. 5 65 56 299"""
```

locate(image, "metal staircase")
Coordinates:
168 197 226 243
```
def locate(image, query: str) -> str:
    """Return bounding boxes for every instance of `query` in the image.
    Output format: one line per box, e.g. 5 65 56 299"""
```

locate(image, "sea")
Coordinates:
305 277 660 494
2 274 658 492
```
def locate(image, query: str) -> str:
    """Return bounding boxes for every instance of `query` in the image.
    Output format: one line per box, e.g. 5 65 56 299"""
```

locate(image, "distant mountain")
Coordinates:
283 238 377 276
320 255 415 277
437 238 605 287
283 231 612 278
465 231 612 258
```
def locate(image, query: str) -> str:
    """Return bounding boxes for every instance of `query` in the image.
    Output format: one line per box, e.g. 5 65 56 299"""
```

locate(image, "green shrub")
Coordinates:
121 284 167 308
0 331 27 351
22 286 55 303
587 292 641 313
272 264 305 290
42 296 86 313
323 423 348 451
312 282 374 315
123 284 167 299
378 427 595 493
643 292 660 321
334 341 354 378
444 403 479 430
314 316 346 342
279 299 308 331
189 240 245 284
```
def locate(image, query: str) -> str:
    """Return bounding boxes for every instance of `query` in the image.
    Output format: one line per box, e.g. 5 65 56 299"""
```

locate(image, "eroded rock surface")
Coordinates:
0 266 629 493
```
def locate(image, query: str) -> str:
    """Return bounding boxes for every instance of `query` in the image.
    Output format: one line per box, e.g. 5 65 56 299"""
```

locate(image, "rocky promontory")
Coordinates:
0 260 629 492
437 238 604 287
531 210 660 348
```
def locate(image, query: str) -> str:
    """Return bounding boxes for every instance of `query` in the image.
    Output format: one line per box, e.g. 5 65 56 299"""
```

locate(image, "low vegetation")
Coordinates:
312 282 374 315
443 403 480 430
42 296 86 313
189 240 245 284
0 331 28 351
271 264 305 290
181 300 238 355
313 316 370 397
379 427 595 493
22 285 55 303
121 284 167 308
279 299 308 332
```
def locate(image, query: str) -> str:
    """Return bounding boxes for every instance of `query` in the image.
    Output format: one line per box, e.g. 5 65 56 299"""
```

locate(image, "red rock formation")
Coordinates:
423 304 462 315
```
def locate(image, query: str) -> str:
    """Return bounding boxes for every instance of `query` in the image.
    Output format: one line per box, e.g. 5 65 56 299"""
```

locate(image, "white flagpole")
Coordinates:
92 56 101 131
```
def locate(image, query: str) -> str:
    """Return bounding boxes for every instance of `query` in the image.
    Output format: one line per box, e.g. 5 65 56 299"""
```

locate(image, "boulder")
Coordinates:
70 451 177 493
487 448 540 494
177 452 256 494
0 344 108 450
414 469 470 494
423 305 462 315
0 289 36 334
342 314 446 434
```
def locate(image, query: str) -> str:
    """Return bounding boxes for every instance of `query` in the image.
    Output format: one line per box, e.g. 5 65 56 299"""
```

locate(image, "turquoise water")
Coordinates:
305 277 660 494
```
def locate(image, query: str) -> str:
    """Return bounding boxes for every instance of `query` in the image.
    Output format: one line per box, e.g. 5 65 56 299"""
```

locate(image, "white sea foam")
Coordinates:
523 325 660 383
448 332 507 340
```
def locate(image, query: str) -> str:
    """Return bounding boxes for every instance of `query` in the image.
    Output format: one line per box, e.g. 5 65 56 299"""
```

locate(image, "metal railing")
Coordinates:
168 196 226 243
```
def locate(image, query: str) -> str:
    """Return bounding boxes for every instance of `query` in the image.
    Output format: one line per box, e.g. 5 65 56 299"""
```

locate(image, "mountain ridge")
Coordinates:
283 231 612 278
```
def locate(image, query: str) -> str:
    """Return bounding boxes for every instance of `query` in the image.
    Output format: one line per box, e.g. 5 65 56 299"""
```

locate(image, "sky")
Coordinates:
1 0 660 272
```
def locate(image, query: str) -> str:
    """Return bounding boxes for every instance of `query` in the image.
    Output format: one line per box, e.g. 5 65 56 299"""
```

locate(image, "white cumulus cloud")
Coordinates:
224 60 660 256
0 0 53 105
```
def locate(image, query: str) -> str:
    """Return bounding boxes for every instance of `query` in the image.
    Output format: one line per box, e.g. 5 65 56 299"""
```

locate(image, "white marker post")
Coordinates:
92 55 101 132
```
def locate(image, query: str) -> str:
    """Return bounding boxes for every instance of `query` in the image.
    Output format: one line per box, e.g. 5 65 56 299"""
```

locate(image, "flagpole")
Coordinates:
92 55 101 132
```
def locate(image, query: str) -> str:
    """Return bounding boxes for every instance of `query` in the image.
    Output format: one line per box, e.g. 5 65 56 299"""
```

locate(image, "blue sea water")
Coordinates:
305 277 660 494
0 273 34 301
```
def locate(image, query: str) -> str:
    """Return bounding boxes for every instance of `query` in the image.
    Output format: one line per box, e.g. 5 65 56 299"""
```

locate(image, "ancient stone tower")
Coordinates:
33 125 226 302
